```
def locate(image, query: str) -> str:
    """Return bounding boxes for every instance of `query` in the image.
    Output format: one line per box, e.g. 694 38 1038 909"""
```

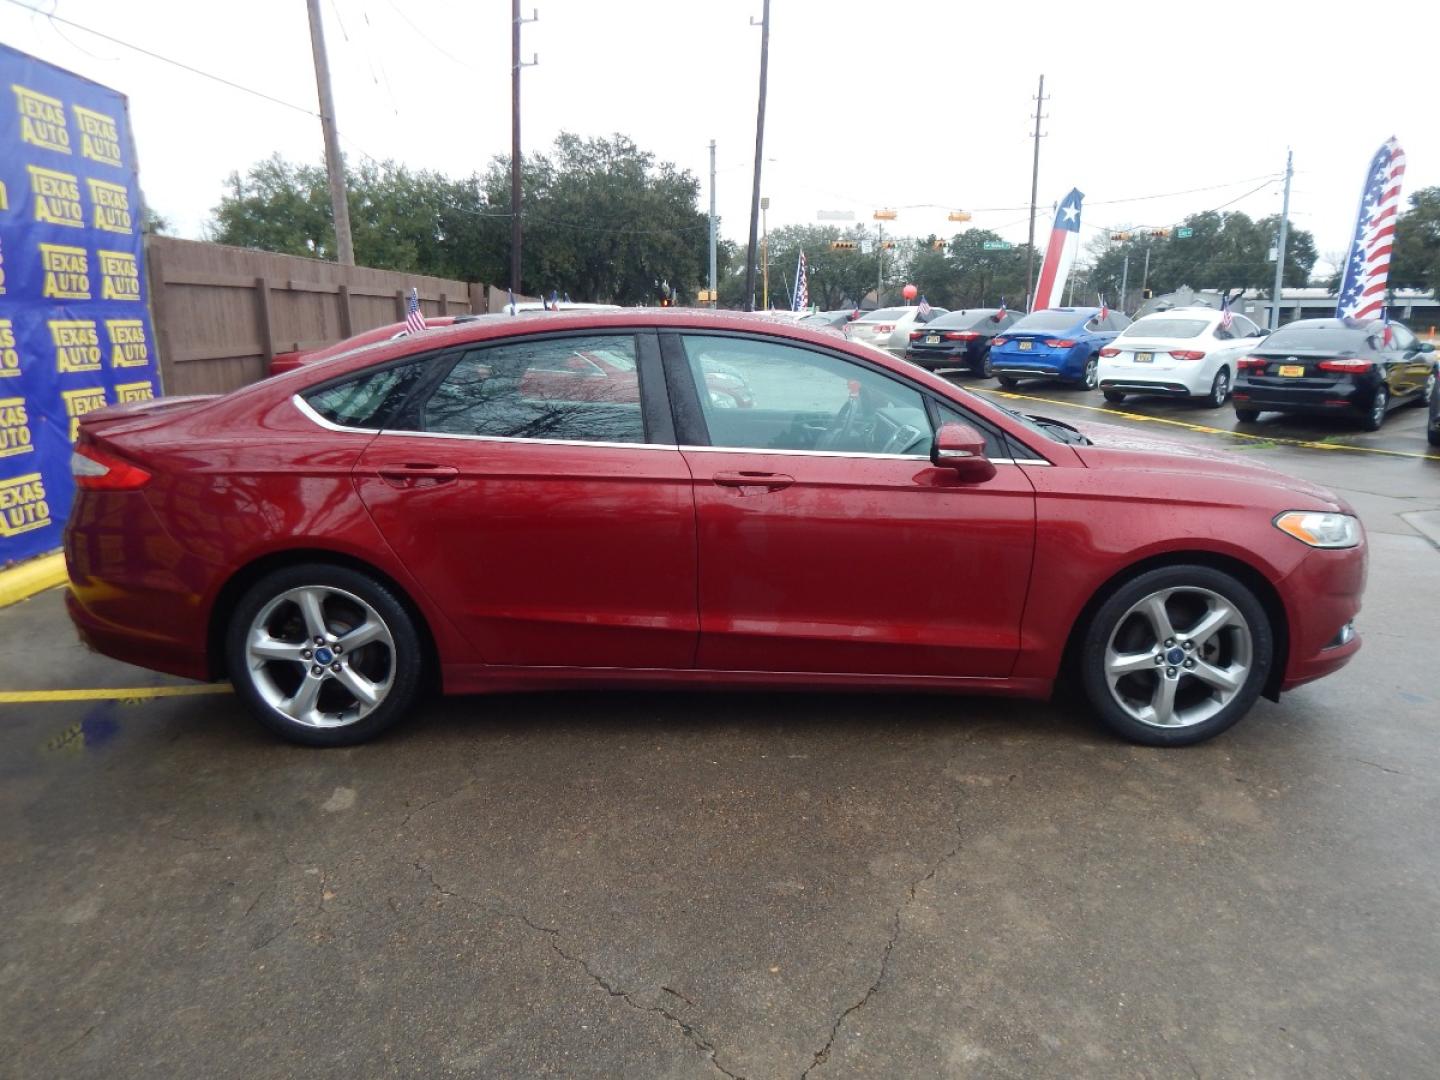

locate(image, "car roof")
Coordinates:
1277 317 1385 331
1132 307 1220 321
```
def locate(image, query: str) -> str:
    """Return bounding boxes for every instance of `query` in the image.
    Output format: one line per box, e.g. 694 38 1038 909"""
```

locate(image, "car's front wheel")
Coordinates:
1103 389 1126 403
1080 565 1273 746
1417 369 1435 408
1362 385 1389 431
1234 408 1260 423
226 563 424 746
997 375 1018 389
975 351 995 378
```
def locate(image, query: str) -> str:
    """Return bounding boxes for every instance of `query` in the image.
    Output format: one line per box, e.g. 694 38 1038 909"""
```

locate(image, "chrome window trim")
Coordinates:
293 395 1052 464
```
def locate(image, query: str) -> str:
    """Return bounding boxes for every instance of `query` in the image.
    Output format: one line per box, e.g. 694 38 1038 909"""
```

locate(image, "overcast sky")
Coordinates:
3 0 1435 279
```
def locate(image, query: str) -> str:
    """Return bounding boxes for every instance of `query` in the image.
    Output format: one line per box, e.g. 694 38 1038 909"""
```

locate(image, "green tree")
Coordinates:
1390 187 1440 291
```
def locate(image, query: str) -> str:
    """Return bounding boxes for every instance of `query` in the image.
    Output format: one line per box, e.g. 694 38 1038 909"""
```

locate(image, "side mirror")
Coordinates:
931 421 996 482
1420 341 1435 354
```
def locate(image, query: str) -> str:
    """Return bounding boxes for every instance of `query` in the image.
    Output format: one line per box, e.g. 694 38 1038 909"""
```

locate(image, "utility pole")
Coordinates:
708 139 717 308
877 222 885 303
306 0 353 265
511 3 538 297
761 196 770 310
1270 148 1294 329
1023 74 1048 312
1119 250 1130 313
743 0 771 312
1141 240 1152 300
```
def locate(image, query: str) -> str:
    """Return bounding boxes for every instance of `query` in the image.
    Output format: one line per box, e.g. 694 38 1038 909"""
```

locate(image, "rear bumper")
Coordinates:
1099 378 1196 396
65 587 211 681
906 347 976 369
1232 381 1370 413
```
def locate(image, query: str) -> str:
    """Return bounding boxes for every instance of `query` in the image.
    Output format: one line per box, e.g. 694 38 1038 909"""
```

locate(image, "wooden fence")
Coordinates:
144 236 495 396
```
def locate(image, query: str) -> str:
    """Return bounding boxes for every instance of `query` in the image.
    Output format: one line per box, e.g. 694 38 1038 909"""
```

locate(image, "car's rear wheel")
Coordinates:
1362 385 1389 431
1416 369 1435 407
1103 389 1126 403
1205 368 1231 407
1080 356 1099 389
1080 565 1273 747
998 375 1018 389
974 352 995 378
226 563 423 747
1234 408 1260 423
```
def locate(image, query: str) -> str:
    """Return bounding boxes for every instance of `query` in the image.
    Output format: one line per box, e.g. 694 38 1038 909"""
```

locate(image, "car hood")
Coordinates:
1064 418 1348 512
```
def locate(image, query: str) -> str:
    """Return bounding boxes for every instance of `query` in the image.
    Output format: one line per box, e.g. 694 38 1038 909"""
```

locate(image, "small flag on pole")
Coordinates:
507 288 516 315
792 250 809 311
1382 306 1393 346
1098 295 1109 321
1219 294 1233 332
917 294 932 318
994 295 1007 322
404 288 426 335
550 289 560 311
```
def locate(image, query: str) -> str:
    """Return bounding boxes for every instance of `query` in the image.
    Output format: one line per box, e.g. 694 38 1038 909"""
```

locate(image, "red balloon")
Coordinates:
902 283 918 301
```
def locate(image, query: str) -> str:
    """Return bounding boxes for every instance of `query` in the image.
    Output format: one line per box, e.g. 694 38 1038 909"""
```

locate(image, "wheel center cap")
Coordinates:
1166 647 1185 666
314 647 334 665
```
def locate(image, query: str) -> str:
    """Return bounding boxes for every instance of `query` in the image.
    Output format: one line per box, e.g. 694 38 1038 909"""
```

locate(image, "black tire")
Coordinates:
1362 385 1389 432
1205 367 1231 408
1429 421 1440 448
225 562 424 747
997 375 1018 389
1079 355 1099 390
1103 389 1126 403
1234 408 1261 423
978 352 995 378
1080 564 1273 747
1416 369 1435 408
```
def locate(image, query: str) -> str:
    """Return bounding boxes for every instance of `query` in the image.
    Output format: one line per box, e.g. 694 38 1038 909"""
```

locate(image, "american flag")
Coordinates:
996 296 1007 319
1336 137 1406 321
1098 295 1108 321
917 294 931 318
1382 307 1393 346
792 250 809 311
1219 294 1233 332
404 288 426 334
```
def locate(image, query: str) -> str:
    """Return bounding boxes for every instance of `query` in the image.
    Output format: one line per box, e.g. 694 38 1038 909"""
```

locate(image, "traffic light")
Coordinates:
1142 288 1154 299
1148 228 1171 239
873 209 898 221
1109 231 1132 242
830 240 858 251
880 240 896 250
932 239 946 251
947 211 972 222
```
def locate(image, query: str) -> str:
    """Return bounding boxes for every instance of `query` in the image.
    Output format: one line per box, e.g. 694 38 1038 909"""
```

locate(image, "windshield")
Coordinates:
1263 324 1374 351
1010 311 1083 333
859 307 907 322
1122 318 1209 340
931 310 1003 330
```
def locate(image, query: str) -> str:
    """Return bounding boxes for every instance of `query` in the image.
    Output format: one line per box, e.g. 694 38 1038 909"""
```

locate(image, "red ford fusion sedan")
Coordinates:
64 310 1366 748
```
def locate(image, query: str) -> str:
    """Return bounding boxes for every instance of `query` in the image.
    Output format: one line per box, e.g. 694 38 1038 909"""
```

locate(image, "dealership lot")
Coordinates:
2 391 1439 1079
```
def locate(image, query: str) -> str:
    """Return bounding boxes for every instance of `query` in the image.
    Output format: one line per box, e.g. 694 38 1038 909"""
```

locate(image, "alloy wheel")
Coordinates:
245 585 396 728
1103 586 1253 730
1209 369 1230 407
1422 371 1436 407
1083 357 1098 389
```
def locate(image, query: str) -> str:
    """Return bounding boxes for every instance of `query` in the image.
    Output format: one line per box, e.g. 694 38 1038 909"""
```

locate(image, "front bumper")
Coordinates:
1277 541 1367 692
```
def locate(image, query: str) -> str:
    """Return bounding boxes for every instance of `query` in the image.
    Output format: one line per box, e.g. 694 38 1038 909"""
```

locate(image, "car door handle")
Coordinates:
712 470 795 493
376 462 459 488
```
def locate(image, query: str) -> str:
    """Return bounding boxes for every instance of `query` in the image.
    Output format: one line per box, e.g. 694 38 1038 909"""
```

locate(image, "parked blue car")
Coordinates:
990 307 1131 389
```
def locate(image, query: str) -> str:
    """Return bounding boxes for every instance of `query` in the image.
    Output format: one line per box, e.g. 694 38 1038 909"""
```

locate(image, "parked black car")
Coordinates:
1232 317 1436 431
903 308 1021 377
1430 375 1440 447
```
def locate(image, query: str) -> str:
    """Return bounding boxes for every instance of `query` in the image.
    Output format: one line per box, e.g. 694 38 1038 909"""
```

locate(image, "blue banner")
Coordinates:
0 43 161 564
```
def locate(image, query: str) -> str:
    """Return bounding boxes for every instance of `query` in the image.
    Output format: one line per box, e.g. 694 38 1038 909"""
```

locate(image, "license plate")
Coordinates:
1018 340 1032 350
1279 364 1304 377
926 334 940 345
1135 352 1153 364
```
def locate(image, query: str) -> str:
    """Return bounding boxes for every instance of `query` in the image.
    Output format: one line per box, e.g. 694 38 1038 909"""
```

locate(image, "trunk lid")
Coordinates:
77 395 220 440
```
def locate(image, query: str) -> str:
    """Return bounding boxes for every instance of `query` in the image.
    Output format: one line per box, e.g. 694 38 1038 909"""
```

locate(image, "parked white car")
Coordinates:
1097 306 1267 407
844 305 949 355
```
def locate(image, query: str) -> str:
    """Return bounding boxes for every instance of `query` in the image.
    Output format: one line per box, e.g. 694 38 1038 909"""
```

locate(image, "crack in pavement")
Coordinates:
413 861 744 1080
398 776 483 830
799 822 965 1079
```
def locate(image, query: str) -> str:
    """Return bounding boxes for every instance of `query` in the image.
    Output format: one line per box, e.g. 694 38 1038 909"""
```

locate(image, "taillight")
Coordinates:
993 337 1010 346
1099 347 1120 357
1318 358 1373 373
943 331 980 341
873 324 893 334
1169 350 1207 361
909 330 924 340
71 445 152 490
1044 339 1077 348
1238 356 1268 372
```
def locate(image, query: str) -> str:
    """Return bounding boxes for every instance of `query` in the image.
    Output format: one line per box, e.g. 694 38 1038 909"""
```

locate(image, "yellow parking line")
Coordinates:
0 684 232 704
976 387 1440 462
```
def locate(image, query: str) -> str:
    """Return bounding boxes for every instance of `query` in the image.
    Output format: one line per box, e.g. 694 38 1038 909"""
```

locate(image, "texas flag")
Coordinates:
1032 188 1084 312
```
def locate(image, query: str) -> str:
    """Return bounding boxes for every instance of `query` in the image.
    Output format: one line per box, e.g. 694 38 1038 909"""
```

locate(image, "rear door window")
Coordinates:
304 361 429 429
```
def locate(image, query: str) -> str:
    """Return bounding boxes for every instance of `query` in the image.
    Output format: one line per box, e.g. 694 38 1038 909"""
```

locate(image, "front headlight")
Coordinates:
1273 511 1362 548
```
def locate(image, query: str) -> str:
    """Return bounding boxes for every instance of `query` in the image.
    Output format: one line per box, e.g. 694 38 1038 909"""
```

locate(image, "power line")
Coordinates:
386 0 471 68
1 0 321 118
